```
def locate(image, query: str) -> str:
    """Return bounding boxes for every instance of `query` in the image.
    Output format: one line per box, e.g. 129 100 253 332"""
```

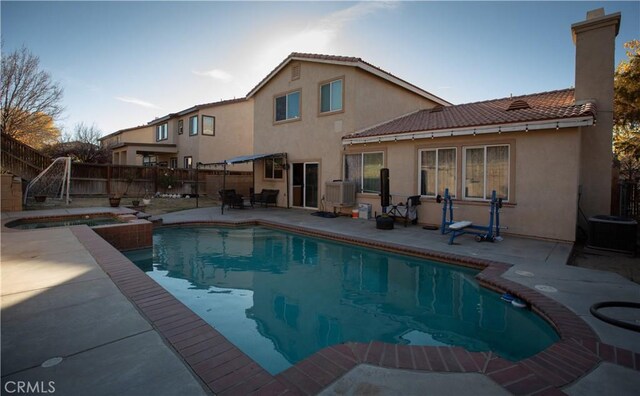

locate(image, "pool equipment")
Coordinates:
439 188 503 245
501 293 515 302
511 299 527 309
590 301 640 332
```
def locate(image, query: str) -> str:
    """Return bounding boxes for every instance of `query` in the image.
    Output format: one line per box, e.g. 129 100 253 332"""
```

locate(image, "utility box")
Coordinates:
359 203 372 219
587 215 638 254
325 181 356 207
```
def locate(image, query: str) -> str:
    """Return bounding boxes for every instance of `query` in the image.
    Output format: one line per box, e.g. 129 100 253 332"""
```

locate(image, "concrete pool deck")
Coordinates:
2 206 639 395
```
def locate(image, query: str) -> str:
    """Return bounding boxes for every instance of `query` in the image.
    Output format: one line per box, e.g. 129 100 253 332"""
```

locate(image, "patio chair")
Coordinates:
219 189 244 209
387 195 421 227
253 189 279 207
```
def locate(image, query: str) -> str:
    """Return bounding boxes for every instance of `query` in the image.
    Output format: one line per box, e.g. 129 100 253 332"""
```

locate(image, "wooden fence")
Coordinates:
1 133 51 181
70 163 251 197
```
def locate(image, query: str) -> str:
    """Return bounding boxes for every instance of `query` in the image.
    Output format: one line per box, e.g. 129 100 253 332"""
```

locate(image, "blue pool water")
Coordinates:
126 226 558 374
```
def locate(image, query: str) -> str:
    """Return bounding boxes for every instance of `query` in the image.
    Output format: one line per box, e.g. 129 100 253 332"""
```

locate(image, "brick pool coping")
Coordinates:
70 221 640 395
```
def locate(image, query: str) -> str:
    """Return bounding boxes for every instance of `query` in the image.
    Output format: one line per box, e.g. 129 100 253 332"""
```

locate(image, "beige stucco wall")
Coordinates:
252 60 438 208
344 128 581 241
1 174 22 212
170 100 253 171
573 12 619 218
102 125 155 148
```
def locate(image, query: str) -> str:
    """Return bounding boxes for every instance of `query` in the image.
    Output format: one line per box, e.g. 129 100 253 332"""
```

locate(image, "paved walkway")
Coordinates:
2 206 639 395
1 226 208 395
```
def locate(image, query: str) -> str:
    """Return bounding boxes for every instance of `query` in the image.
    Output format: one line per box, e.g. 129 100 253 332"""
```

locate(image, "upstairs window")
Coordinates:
320 79 343 113
202 116 215 136
189 116 198 135
156 123 168 141
275 91 300 122
178 119 183 135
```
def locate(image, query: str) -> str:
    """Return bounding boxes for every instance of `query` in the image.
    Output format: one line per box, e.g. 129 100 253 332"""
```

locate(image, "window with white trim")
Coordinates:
463 145 509 200
178 119 183 135
419 148 456 197
275 91 300 122
320 79 343 113
169 157 177 169
344 152 384 193
184 156 193 169
156 123 168 141
264 157 284 179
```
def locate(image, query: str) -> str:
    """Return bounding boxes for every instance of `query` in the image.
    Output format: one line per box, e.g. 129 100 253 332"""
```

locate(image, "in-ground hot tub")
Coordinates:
5 213 124 229
4 212 153 251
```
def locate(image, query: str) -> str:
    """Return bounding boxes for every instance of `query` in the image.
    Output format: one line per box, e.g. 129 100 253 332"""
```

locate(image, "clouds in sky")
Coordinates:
115 96 161 109
193 69 233 82
198 2 399 101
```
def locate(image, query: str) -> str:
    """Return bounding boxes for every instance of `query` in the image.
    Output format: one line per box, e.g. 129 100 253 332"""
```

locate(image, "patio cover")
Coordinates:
222 153 287 165
200 153 289 214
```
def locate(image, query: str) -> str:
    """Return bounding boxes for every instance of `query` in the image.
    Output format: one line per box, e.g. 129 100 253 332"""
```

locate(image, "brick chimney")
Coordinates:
571 8 620 218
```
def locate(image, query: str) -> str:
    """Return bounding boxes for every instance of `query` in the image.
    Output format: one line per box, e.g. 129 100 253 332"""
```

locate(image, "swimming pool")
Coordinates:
126 226 558 375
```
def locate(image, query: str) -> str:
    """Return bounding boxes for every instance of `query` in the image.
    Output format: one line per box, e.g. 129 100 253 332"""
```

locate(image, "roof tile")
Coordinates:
344 88 596 140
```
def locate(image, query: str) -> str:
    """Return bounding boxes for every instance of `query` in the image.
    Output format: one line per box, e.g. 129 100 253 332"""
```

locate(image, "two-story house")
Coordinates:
247 53 450 209
248 9 620 242
100 98 253 170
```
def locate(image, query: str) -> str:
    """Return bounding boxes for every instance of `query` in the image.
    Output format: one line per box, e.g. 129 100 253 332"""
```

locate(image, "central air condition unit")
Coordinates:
325 181 356 207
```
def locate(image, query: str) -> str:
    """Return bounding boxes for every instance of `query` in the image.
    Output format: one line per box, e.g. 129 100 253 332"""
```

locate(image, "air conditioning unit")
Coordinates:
587 215 637 254
325 181 356 207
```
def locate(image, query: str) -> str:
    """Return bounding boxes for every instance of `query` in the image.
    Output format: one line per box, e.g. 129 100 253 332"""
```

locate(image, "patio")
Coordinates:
1 205 639 395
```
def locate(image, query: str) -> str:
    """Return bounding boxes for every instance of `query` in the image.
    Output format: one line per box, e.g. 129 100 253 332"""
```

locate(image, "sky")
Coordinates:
2 1 639 137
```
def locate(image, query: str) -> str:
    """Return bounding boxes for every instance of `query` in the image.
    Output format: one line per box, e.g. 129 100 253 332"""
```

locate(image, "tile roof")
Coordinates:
344 88 596 140
246 52 451 105
148 97 248 125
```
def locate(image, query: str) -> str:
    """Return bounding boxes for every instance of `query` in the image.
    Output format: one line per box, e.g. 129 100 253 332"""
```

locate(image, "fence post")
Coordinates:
106 165 112 195
153 166 158 193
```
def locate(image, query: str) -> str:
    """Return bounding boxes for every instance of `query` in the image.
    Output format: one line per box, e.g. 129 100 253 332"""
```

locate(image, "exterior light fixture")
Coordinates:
556 122 559 131
498 126 501 134
431 132 434 139
525 124 529 133
473 129 476 136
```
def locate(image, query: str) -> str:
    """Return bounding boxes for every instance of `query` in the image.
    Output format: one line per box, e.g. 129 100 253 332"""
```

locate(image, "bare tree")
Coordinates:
43 123 110 163
1 46 64 148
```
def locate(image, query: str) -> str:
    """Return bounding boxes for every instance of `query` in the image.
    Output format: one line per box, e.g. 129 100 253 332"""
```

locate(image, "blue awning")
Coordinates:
223 153 287 165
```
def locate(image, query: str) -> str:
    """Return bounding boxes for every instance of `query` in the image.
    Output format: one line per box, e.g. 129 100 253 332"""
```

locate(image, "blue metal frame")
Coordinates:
439 188 502 244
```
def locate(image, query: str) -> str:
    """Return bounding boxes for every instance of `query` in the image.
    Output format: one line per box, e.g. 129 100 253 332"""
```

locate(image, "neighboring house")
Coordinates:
247 53 451 209
249 9 619 242
100 98 253 170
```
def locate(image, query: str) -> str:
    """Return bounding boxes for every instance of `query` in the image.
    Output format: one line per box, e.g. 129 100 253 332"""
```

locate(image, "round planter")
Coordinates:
34 195 47 203
132 200 140 206
109 197 121 207
376 214 394 230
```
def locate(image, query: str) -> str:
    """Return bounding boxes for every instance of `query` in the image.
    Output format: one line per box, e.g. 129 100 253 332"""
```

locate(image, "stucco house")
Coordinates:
247 53 451 209
100 98 253 170
249 9 620 242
